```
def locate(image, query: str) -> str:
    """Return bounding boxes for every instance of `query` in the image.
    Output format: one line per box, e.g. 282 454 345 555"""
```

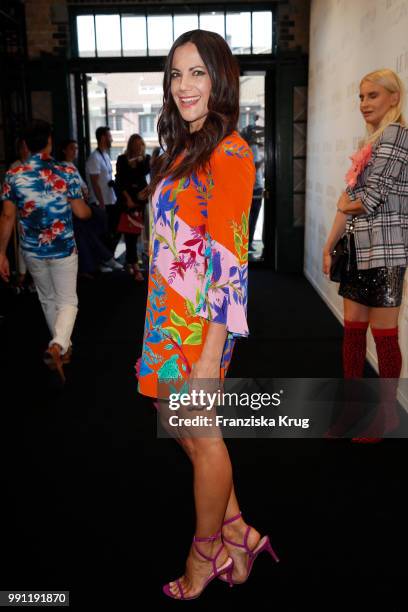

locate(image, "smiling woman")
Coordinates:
136 30 279 601
149 30 241 195
170 44 212 133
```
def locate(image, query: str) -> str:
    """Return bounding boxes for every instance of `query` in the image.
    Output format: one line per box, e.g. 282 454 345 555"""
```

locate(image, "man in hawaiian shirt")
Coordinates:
0 120 91 381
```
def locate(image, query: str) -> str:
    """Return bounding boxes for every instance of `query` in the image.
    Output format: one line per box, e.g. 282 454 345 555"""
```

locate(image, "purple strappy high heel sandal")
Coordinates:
219 512 279 585
162 530 234 600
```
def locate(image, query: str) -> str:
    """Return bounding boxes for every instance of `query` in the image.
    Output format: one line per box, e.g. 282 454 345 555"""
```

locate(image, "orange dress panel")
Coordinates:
138 131 255 398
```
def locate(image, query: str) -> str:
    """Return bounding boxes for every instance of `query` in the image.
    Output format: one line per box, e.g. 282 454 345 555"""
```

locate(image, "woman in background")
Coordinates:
323 69 408 438
115 134 150 281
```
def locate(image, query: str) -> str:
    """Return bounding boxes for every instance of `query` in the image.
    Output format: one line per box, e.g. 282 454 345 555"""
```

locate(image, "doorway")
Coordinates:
71 70 271 263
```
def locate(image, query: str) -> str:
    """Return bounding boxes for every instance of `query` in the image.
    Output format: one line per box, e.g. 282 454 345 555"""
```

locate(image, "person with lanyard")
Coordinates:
85 126 122 259
59 139 121 277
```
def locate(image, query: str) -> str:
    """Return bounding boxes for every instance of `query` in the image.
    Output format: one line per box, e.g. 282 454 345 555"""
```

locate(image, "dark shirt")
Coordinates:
115 154 151 210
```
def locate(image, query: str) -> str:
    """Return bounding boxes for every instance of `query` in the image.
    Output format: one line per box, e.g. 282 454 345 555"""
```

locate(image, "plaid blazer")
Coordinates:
346 122 408 270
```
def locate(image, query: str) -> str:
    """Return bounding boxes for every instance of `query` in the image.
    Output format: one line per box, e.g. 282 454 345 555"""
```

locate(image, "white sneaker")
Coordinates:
106 258 124 271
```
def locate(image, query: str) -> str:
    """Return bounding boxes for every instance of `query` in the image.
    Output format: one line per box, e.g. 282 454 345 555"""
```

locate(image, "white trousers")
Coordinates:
24 252 78 353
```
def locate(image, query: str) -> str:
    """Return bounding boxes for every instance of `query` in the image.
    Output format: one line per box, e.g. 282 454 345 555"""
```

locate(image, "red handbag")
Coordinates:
117 210 144 234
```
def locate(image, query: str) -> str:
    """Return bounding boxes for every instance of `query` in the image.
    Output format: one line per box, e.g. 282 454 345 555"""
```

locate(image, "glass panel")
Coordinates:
122 15 147 56
293 123 306 157
238 75 265 260
226 12 251 54
293 86 307 121
95 15 121 57
199 12 225 37
69 74 78 141
139 114 156 138
110 113 123 131
147 15 173 56
76 15 95 57
87 76 108 145
87 72 164 174
293 158 305 193
77 10 274 58
293 194 305 227
252 11 272 54
174 14 199 40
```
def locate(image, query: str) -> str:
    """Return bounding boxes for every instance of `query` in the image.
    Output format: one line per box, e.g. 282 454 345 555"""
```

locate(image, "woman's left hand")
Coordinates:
188 359 222 408
322 250 332 275
338 192 366 216
337 192 349 213
190 358 220 380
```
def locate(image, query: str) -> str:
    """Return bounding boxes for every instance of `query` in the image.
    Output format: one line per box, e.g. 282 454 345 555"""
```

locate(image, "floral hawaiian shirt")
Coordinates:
1 153 82 259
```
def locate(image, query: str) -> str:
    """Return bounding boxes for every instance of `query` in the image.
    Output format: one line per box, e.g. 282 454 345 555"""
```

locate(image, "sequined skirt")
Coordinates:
338 235 406 307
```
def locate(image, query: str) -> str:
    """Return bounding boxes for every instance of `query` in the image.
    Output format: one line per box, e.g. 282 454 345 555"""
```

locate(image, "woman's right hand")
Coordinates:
125 197 137 209
137 187 149 201
322 250 332 275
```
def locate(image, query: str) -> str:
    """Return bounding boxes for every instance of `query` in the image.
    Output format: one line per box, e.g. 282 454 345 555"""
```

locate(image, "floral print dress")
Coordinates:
138 130 255 398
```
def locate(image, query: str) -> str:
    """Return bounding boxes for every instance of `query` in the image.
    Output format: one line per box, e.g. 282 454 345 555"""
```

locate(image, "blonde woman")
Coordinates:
115 134 150 281
323 69 408 434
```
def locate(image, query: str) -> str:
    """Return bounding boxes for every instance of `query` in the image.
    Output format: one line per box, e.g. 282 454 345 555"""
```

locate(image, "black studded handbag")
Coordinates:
329 234 349 283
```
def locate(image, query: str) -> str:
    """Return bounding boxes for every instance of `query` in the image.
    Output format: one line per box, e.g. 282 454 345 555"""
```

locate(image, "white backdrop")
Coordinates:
305 0 408 377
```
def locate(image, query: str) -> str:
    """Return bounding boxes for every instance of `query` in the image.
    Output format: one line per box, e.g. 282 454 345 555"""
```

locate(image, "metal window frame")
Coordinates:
70 3 276 61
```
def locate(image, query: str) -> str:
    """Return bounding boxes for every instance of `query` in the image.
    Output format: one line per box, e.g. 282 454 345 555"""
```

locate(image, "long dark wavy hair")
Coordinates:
149 29 240 195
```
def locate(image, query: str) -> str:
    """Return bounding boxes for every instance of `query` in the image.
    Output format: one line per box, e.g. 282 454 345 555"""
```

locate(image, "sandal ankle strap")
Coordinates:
222 511 242 527
223 525 254 555
194 530 221 543
193 530 225 574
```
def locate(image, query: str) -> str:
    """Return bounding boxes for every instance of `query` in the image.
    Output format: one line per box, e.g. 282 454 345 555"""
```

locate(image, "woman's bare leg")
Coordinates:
190 437 233 535
368 306 400 329
220 485 262 582
343 298 369 323
159 399 263 590
178 439 261 585
158 399 233 598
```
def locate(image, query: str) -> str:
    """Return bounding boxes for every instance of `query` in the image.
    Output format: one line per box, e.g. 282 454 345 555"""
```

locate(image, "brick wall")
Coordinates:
278 0 310 53
25 0 69 58
24 0 311 59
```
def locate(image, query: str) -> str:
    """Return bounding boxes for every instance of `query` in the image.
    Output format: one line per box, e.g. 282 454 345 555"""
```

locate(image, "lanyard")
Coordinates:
97 148 111 174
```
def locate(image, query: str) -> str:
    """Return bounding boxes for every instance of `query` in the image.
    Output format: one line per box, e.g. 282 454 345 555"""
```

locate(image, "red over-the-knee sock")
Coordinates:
353 327 402 441
343 320 369 379
326 320 369 438
371 327 402 378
